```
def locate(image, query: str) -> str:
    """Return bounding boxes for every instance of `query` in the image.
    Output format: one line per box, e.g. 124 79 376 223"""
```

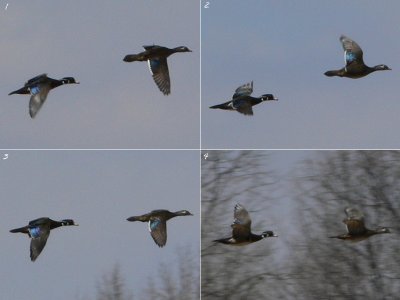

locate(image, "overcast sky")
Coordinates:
1 1 199 149
0 150 199 299
202 0 400 149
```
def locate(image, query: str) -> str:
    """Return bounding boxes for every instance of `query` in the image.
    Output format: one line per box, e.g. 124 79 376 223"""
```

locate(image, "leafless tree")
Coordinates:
201 150 286 299
291 151 400 299
141 246 199 300
96 264 133 300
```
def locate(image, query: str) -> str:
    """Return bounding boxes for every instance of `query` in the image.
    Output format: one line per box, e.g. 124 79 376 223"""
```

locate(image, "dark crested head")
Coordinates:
175 46 192 53
374 64 391 71
61 77 79 84
261 94 278 101
61 219 78 226
262 231 277 238
175 210 193 216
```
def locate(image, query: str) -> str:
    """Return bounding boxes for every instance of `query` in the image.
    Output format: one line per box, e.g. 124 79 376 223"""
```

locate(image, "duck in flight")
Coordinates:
324 35 391 78
209 81 277 116
9 74 79 118
127 209 193 247
214 204 277 245
10 217 78 261
123 45 192 95
329 207 390 242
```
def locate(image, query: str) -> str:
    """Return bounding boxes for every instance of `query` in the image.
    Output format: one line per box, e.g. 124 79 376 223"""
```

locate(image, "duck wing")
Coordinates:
231 204 252 239
143 45 161 51
232 81 253 99
25 74 48 86
233 98 254 115
29 82 51 118
343 207 367 235
148 217 167 247
148 58 171 95
29 224 51 261
340 35 364 67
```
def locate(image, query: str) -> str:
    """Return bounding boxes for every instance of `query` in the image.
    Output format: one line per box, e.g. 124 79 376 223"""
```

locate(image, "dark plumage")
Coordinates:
10 217 78 261
127 209 193 247
209 81 278 115
329 207 390 242
213 204 277 246
123 45 192 95
324 35 391 78
9 74 79 118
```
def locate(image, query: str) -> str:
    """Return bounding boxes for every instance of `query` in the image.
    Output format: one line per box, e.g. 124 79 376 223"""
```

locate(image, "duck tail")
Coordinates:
324 70 338 77
126 216 139 222
10 226 28 233
8 87 29 96
209 103 227 109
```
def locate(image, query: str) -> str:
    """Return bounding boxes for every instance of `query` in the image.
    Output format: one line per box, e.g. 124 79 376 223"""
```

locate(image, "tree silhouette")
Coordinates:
96 264 133 300
291 151 400 299
201 150 285 299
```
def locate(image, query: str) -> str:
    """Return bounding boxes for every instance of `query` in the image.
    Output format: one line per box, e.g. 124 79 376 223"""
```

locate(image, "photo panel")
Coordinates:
201 0 398 149
2 1 199 149
202 150 399 298
0 150 200 299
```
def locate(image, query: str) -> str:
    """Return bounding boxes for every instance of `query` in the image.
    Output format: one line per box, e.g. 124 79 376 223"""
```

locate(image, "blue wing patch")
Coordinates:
345 51 357 64
28 227 41 238
149 59 161 74
29 86 40 95
149 219 161 231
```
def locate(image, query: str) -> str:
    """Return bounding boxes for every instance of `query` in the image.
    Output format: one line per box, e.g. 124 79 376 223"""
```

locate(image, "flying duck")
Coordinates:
10 217 78 261
9 74 79 118
329 207 390 242
123 45 192 95
209 81 277 115
214 204 277 245
127 209 193 247
324 35 391 78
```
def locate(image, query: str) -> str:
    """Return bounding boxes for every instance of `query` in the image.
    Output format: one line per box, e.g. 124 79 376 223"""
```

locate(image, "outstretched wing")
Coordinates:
29 225 51 261
343 207 367 235
29 83 51 118
340 35 364 66
148 217 167 247
148 58 171 95
232 81 253 99
231 204 252 239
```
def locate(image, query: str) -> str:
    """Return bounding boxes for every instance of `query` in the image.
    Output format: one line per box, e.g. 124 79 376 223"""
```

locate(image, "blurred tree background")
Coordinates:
76 246 199 300
201 150 400 299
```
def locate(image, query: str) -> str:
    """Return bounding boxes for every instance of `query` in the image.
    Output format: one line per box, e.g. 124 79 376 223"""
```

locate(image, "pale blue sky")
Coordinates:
0 150 199 299
0 1 199 149
202 0 400 149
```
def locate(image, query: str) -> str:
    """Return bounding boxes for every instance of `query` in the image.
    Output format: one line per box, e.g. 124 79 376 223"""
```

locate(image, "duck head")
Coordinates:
262 231 278 238
373 64 391 71
61 219 79 226
175 210 193 216
261 94 278 101
175 46 192 53
61 77 80 84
